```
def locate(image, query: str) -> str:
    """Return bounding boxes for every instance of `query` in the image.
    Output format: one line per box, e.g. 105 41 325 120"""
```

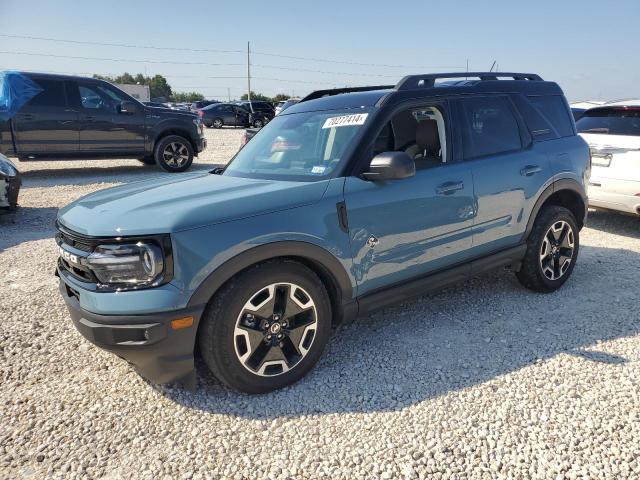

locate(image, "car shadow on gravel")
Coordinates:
156 243 639 418
0 207 58 251
19 162 217 188
586 209 640 239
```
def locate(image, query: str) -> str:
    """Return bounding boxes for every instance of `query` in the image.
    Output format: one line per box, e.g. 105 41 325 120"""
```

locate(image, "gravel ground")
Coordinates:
1 127 640 479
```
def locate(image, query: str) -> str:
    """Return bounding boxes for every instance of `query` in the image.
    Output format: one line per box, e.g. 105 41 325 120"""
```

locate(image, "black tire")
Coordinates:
154 135 194 173
212 118 223 129
137 156 155 165
253 118 264 128
516 205 579 293
198 260 332 394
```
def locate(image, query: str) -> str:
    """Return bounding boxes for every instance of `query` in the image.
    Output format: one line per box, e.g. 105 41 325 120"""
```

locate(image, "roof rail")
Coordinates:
395 72 543 91
299 85 394 103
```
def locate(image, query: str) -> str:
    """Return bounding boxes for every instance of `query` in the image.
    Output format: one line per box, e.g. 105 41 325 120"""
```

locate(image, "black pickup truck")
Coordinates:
0 72 206 172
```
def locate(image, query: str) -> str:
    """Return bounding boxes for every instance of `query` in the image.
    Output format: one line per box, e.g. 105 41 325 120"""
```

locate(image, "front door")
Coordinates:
344 102 476 296
71 81 145 154
12 76 79 156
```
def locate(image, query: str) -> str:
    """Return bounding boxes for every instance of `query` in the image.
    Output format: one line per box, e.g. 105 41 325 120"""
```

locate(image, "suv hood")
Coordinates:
58 173 330 236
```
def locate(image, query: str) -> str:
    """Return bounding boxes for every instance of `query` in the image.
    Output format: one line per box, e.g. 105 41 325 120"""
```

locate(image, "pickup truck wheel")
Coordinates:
516 205 579 293
154 135 194 172
212 118 223 129
198 260 332 394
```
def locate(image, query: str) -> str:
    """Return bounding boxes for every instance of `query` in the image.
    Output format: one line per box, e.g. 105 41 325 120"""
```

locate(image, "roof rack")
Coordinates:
395 72 543 91
299 85 394 103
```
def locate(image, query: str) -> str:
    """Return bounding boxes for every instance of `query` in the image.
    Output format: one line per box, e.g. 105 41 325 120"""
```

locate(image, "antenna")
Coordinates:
489 60 496 72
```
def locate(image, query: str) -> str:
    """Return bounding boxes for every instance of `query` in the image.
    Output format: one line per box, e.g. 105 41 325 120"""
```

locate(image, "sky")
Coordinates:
1 0 639 102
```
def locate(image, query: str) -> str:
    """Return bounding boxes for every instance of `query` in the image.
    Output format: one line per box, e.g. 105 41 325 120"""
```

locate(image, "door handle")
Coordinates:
520 165 542 176
84 115 96 121
435 181 464 195
21 114 34 120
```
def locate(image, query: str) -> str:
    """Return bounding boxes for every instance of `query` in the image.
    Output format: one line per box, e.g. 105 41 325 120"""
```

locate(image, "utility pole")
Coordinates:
247 41 253 112
228 87 231 102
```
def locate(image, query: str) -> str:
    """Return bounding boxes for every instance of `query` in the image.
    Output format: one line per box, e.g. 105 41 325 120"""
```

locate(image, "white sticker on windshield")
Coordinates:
311 166 326 175
322 113 368 129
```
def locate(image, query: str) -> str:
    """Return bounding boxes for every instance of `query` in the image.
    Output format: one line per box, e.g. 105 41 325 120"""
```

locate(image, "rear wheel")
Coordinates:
212 118 223 129
154 135 194 172
198 260 332 393
252 118 265 128
516 205 579 292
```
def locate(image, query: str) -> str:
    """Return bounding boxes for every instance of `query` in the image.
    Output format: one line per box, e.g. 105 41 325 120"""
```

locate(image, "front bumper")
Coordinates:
195 136 207 153
59 277 204 385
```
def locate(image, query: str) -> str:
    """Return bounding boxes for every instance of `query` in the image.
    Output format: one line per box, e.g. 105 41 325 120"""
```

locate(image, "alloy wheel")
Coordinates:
539 220 575 281
162 142 189 167
234 283 318 377
213 119 223 128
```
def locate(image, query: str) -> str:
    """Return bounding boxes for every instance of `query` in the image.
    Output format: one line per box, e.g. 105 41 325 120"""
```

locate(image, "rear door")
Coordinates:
452 95 551 256
71 80 145 154
12 76 79 155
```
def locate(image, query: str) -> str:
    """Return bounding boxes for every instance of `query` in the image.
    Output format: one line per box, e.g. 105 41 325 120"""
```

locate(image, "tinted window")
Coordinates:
576 108 640 136
27 78 66 108
459 96 522 159
528 96 574 137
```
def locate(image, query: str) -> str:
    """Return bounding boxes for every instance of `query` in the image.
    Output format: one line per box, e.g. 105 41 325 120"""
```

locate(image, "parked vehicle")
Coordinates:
56 72 589 393
0 153 20 210
0 72 206 172
197 102 268 128
190 100 219 111
236 100 275 117
275 98 299 115
577 100 640 215
240 127 260 147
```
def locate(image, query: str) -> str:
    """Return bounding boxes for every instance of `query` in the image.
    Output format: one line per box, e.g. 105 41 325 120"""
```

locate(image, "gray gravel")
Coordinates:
1 127 640 479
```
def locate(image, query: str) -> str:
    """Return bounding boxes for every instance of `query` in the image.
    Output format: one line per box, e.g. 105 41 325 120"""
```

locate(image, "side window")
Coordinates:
527 95 574 137
459 96 522 159
78 85 104 110
26 78 66 108
78 84 123 113
372 104 447 170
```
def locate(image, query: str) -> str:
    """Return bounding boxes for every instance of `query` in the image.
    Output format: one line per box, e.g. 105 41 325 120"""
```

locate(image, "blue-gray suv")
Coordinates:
56 72 590 393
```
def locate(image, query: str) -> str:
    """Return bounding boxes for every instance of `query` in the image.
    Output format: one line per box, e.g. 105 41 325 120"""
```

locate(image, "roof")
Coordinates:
285 72 563 114
603 99 640 107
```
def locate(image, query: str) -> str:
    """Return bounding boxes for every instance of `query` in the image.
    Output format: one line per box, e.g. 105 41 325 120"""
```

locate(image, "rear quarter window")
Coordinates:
527 95 574 138
25 78 67 108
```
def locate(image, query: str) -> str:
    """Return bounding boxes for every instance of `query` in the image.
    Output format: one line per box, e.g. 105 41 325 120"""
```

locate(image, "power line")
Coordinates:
0 34 242 54
253 64 400 78
0 50 242 66
0 33 464 70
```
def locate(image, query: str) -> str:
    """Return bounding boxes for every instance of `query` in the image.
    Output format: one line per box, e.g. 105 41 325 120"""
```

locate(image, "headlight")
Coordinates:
86 242 164 287
0 159 17 177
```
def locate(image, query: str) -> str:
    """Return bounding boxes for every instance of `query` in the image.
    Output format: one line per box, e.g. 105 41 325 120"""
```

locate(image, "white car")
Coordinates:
274 98 299 116
577 100 640 216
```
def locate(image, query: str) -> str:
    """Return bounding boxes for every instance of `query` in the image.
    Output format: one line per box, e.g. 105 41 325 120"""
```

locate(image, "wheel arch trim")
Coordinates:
186 241 354 310
524 179 587 240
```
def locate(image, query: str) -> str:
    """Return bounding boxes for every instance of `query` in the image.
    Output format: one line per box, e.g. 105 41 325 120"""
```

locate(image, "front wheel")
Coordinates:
198 260 332 393
154 135 194 172
516 205 579 293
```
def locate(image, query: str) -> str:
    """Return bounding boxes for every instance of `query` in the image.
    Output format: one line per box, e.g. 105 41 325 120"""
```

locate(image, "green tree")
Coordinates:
272 93 291 102
240 91 271 101
147 75 172 100
172 91 205 102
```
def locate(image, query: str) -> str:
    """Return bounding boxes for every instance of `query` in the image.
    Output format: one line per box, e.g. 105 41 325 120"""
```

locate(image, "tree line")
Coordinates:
95 73 292 103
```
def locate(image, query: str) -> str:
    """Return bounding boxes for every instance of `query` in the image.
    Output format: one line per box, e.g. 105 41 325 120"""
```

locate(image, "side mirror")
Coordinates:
119 101 138 115
361 151 415 181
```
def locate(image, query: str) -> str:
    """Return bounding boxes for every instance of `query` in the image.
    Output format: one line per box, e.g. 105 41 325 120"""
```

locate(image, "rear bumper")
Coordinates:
59 279 204 385
589 184 640 215
0 173 20 209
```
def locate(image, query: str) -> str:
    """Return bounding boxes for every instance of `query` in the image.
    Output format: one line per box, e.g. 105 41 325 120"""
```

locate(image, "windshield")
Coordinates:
223 108 372 181
577 107 640 136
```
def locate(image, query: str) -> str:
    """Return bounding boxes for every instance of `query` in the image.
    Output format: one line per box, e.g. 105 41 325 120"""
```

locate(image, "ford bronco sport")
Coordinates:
56 72 590 393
